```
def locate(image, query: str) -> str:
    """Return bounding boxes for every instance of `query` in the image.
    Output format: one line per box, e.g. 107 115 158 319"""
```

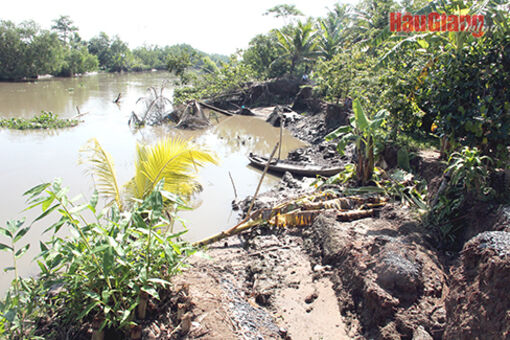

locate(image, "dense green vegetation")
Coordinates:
175 0 508 167
173 0 508 243
0 138 216 338
0 181 194 338
173 56 255 104
0 16 227 80
0 0 508 337
0 112 78 129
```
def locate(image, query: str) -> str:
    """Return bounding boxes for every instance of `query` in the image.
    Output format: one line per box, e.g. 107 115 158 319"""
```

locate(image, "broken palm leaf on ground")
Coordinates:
193 192 386 247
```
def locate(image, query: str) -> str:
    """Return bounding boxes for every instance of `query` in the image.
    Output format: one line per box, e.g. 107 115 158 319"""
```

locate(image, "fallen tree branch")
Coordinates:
71 106 89 119
194 100 210 125
198 101 234 116
193 207 378 247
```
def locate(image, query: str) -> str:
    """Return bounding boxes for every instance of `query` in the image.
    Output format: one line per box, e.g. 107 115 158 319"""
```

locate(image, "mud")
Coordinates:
143 82 510 339
300 207 448 339
178 225 349 340
444 231 510 340
173 83 510 340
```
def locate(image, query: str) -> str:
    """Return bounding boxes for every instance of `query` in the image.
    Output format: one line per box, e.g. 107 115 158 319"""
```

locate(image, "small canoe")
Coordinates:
248 153 343 177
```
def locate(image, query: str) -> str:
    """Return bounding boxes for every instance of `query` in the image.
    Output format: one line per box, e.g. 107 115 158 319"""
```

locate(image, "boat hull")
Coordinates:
248 154 343 177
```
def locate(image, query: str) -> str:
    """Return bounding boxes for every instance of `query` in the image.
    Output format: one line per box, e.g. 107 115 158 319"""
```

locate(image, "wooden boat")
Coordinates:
248 153 343 177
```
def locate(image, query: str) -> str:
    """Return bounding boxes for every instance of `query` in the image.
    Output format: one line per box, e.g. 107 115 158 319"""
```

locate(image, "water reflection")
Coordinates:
0 71 305 293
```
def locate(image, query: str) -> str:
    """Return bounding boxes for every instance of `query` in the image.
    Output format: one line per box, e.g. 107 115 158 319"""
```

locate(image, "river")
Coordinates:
0 71 305 293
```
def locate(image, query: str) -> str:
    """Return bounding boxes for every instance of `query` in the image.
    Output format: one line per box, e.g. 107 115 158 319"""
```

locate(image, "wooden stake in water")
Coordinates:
246 142 279 217
278 113 284 161
228 171 238 200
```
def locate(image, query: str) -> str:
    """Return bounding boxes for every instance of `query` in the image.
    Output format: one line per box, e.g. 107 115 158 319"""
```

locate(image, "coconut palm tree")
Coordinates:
79 137 217 211
275 20 319 75
318 4 352 60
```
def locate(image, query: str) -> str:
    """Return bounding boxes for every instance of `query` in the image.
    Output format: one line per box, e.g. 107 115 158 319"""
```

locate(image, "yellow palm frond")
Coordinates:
79 138 123 210
124 137 218 205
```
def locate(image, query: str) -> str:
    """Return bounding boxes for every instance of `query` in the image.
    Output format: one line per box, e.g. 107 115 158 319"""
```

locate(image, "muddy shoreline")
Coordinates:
32 77 510 340
171 78 510 340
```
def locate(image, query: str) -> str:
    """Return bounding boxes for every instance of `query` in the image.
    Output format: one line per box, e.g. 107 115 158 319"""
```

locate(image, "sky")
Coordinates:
1 0 358 55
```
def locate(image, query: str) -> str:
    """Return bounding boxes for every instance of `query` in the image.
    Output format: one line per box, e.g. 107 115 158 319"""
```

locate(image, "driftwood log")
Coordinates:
198 101 234 116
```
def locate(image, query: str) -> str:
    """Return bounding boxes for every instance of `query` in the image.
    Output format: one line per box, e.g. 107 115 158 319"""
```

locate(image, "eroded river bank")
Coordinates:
1 73 509 340
0 72 305 294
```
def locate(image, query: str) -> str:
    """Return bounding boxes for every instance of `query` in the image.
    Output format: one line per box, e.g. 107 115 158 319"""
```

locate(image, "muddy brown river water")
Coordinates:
0 71 305 293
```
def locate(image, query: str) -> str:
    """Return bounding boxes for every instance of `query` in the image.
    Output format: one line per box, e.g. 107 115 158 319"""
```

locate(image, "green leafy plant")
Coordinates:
428 147 494 245
378 169 428 210
446 146 493 197
9 179 196 338
326 97 388 185
0 136 214 338
0 112 79 130
274 20 319 75
0 218 39 339
79 137 217 212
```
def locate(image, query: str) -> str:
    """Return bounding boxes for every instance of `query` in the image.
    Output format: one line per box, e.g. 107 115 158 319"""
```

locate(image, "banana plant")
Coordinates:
326 97 388 185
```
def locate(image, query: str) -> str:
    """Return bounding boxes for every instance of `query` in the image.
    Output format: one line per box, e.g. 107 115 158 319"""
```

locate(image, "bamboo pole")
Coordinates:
277 113 284 161
246 142 279 217
192 218 263 247
219 143 280 236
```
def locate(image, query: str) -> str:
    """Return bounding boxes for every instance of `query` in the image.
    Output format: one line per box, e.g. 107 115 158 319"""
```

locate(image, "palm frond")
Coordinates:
79 138 123 210
124 137 218 205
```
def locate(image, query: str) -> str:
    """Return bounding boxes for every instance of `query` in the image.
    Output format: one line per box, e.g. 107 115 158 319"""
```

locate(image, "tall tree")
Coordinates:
0 20 62 80
51 15 77 45
275 20 319 75
88 32 111 68
318 4 352 60
243 31 290 78
264 4 303 25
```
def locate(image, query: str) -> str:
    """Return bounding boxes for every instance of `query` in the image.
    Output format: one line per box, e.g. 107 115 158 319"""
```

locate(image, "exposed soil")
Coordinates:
444 231 510 340
177 191 509 340
176 229 349 339
42 80 509 339
301 207 447 339
166 82 510 340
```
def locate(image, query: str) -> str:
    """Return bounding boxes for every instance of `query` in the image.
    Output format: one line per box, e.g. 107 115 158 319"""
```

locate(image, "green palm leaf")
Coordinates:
79 138 123 210
124 137 218 206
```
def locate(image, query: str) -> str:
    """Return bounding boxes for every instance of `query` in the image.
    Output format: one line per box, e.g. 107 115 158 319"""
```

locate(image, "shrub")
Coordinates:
0 180 195 338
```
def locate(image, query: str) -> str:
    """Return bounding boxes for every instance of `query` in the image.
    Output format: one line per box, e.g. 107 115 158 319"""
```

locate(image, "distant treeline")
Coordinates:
0 15 228 81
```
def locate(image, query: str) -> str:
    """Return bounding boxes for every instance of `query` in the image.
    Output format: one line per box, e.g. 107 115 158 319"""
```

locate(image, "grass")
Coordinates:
0 111 79 130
